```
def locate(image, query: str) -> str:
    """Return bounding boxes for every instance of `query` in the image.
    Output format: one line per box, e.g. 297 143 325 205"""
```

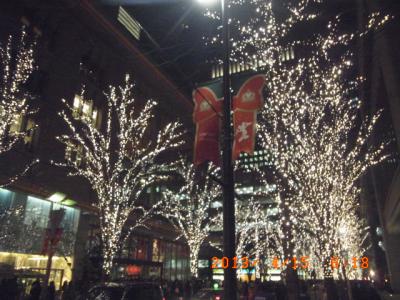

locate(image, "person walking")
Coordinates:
29 279 41 300
44 281 56 300
242 281 249 300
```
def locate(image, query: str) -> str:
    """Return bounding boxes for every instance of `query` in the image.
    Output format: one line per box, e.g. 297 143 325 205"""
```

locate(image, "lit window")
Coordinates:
24 118 36 146
65 143 84 166
72 95 99 127
6 112 37 149
73 96 80 110
9 114 23 133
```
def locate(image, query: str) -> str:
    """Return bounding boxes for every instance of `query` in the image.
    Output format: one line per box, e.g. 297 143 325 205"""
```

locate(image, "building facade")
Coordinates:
358 0 400 292
0 0 192 290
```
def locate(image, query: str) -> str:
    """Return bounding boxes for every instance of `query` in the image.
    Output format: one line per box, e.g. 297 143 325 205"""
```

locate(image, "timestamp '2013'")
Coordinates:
211 256 258 269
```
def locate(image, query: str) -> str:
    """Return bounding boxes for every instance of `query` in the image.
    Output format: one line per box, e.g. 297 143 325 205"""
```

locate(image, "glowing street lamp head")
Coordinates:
196 0 218 6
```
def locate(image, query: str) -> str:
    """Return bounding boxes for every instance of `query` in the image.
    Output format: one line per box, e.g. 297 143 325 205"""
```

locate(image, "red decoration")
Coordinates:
193 87 223 166
232 75 265 160
126 265 142 276
41 228 64 255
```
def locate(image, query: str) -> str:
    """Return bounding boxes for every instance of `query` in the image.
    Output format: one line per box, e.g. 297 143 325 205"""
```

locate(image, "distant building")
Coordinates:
358 0 400 292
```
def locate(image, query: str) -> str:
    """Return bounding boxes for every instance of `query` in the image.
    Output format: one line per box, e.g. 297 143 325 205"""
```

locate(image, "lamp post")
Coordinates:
197 0 236 297
220 0 237 296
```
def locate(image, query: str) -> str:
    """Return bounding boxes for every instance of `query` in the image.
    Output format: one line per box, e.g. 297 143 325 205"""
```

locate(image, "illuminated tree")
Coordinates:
256 17 390 280
161 161 222 278
57 75 184 276
233 187 284 278
205 0 392 279
0 29 37 185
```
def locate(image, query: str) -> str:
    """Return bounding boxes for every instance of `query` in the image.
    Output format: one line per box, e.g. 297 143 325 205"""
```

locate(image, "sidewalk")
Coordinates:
380 291 400 300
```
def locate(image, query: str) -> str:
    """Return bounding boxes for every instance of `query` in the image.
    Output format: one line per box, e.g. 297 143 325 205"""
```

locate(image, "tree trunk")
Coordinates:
323 258 338 300
189 244 200 278
100 229 121 281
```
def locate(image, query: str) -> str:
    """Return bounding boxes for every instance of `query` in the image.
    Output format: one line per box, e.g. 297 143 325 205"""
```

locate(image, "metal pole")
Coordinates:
221 0 237 298
43 202 54 290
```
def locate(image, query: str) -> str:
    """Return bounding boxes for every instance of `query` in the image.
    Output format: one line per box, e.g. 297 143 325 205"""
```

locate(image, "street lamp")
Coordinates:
196 0 218 5
196 0 237 298
219 0 237 299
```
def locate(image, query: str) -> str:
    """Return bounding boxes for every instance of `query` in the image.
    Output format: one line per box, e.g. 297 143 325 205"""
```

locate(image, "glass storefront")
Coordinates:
115 234 190 281
0 188 80 289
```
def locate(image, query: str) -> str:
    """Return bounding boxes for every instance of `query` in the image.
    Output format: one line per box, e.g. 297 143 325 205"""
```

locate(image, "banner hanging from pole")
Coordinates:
232 74 265 160
192 73 265 164
193 85 223 166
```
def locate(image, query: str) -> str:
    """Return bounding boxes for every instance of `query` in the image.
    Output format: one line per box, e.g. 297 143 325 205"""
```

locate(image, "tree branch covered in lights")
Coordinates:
209 187 284 279
235 199 283 278
0 29 37 185
57 75 185 276
161 161 222 278
205 0 393 279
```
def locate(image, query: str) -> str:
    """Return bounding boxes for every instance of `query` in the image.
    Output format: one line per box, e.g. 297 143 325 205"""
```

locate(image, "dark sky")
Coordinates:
104 0 400 97
123 1 219 94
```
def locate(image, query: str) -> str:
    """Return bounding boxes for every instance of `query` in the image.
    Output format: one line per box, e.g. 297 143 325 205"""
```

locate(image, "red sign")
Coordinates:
192 74 265 164
193 87 223 166
232 75 265 160
126 265 142 276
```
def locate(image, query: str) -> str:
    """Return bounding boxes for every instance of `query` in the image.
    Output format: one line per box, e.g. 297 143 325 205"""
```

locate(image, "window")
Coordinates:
134 238 149 261
6 112 38 150
280 46 295 62
66 95 100 163
152 239 159 262
23 118 37 149
53 203 80 233
72 94 99 127
9 114 23 133
24 196 51 228
65 143 84 166
159 240 166 262
118 6 142 40
0 188 14 213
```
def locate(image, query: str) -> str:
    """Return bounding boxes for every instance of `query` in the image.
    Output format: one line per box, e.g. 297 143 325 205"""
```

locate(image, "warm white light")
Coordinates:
0 29 37 186
196 0 218 6
161 162 222 278
339 226 347 236
203 0 391 280
47 192 66 203
57 75 184 276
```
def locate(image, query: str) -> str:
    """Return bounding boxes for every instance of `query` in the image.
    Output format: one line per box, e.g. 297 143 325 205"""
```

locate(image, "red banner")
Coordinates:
232 75 265 160
193 74 265 164
41 228 63 255
193 87 222 166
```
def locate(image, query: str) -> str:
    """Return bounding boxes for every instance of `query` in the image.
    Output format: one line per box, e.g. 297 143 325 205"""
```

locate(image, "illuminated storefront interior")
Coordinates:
0 252 73 289
117 235 190 281
0 188 80 289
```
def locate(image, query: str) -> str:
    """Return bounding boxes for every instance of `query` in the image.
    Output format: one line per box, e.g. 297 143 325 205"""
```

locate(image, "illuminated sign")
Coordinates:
126 265 141 276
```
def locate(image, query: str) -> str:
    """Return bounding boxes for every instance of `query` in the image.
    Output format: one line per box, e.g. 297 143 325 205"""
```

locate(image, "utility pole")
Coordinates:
221 0 237 298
